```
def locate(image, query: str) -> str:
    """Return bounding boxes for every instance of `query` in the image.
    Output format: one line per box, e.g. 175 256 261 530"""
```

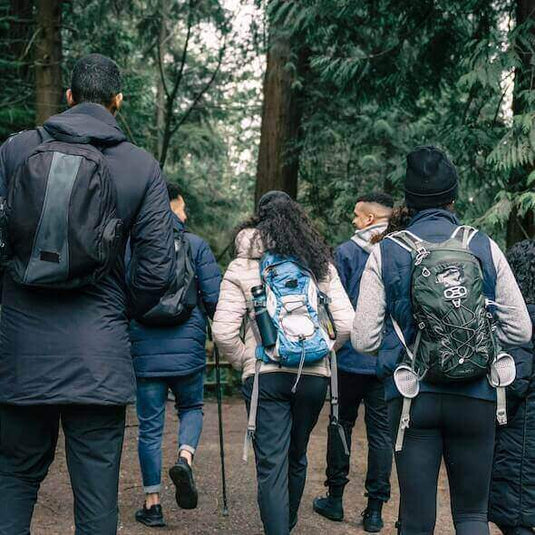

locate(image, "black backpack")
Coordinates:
137 229 198 326
0 127 123 289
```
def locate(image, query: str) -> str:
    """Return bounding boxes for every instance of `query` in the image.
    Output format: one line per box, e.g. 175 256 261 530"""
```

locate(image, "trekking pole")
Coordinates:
207 321 229 516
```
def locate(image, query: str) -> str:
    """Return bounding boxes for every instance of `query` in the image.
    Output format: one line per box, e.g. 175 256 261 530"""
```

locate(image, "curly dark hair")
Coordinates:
234 195 332 280
370 203 456 244
506 240 535 306
371 205 416 244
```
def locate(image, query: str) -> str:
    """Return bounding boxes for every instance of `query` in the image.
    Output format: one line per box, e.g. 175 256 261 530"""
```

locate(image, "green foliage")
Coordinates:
270 0 534 247
0 0 263 260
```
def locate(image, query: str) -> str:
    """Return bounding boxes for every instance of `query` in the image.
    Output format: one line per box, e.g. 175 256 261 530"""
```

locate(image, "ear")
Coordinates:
66 89 76 107
110 93 123 115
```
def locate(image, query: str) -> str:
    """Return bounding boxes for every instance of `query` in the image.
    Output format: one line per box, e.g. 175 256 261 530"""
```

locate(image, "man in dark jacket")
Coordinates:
0 54 175 534
132 183 221 527
314 192 394 532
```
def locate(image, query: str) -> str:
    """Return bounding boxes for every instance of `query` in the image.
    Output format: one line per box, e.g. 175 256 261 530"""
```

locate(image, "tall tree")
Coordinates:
154 0 168 157
506 0 535 246
35 0 62 124
254 22 306 203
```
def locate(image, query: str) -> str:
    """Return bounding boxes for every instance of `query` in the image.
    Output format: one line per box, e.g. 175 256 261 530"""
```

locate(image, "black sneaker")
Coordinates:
312 494 344 522
169 457 198 509
362 507 384 533
135 504 166 528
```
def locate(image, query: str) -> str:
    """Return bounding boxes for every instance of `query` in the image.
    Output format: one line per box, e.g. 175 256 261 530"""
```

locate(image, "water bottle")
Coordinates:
251 285 277 348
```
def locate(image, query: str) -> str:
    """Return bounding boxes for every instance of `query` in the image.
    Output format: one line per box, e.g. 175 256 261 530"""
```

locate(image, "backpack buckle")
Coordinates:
414 247 430 266
444 286 467 306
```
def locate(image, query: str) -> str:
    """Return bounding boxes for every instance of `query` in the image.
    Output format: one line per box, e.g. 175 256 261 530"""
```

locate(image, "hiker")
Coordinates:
352 146 532 535
489 239 535 535
313 192 394 532
212 191 354 535
0 54 176 534
132 182 221 527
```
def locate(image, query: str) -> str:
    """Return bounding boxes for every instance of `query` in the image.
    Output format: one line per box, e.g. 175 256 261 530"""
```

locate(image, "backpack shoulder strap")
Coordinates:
37 126 54 143
386 230 424 253
450 225 479 249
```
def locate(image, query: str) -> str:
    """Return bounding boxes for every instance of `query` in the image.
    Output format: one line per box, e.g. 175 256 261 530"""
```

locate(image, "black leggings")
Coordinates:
388 393 496 535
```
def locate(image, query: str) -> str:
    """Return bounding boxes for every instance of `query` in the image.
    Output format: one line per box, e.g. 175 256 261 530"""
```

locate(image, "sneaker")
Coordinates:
362 501 384 533
312 494 344 522
169 457 198 509
135 504 166 528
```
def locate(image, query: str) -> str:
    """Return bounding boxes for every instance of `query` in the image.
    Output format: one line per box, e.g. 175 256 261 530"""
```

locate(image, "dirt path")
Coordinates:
31 399 500 534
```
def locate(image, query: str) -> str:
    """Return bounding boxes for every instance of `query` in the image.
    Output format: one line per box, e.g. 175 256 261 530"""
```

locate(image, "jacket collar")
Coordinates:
409 208 460 227
351 222 388 253
44 103 126 145
64 103 120 128
171 212 186 231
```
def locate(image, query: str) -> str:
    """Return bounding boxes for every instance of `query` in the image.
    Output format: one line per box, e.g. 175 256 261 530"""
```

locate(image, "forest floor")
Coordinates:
31 398 501 535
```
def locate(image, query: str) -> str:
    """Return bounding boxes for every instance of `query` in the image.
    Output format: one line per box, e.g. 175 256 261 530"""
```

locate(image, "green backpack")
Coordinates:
390 225 497 383
387 226 512 452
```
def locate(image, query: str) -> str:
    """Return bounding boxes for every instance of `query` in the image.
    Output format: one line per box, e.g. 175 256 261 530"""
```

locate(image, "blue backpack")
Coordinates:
242 252 347 462
256 253 335 371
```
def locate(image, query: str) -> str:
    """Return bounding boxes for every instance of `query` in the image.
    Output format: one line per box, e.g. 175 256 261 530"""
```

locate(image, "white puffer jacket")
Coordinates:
212 228 355 381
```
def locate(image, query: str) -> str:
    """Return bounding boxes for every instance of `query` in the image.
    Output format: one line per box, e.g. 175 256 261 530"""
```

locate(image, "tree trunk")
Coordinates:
154 0 168 158
35 0 62 125
254 34 306 204
506 0 535 247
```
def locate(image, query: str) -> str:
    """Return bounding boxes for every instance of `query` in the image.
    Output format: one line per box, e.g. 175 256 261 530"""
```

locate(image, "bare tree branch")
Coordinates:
170 46 226 136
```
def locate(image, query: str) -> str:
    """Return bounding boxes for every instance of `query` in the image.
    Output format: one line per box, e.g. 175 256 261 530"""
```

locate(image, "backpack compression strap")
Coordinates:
391 317 422 452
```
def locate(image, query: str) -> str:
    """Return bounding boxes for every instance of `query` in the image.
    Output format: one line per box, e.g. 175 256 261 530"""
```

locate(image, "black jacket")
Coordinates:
489 304 535 528
0 103 175 406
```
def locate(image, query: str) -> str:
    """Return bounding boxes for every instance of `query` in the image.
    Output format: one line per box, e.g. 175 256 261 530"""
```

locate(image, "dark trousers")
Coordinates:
243 372 328 535
388 393 496 535
325 371 392 502
0 404 126 535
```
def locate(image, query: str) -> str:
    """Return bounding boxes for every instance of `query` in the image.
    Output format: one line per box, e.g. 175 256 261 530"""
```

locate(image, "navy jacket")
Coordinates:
335 239 376 375
130 216 221 378
0 103 176 405
490 305 535 528
379 209 497 401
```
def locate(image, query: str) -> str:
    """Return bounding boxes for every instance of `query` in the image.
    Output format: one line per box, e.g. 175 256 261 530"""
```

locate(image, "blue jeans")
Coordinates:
136 370 204 493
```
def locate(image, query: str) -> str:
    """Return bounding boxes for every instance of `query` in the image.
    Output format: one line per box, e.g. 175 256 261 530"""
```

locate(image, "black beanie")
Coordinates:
404 146 458 209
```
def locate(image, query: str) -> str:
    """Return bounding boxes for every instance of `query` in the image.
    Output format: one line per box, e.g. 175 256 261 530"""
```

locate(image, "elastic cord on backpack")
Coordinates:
291 339 306 394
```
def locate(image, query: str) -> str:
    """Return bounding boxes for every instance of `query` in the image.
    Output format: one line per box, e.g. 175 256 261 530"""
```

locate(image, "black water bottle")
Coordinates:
251 285 277 348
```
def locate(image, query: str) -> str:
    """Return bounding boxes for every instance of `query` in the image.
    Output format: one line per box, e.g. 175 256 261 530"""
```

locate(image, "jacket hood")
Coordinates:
43 103 127 146
235 228 265 259
351 222 388 253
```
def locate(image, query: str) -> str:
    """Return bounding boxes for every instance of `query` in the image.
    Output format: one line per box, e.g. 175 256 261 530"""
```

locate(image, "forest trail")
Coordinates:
31 399 501 535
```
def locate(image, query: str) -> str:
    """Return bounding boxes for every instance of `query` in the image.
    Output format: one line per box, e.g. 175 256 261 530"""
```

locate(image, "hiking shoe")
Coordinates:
169 457 198 509
362 508 384 533
135 504 165 527
312 494 344 522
